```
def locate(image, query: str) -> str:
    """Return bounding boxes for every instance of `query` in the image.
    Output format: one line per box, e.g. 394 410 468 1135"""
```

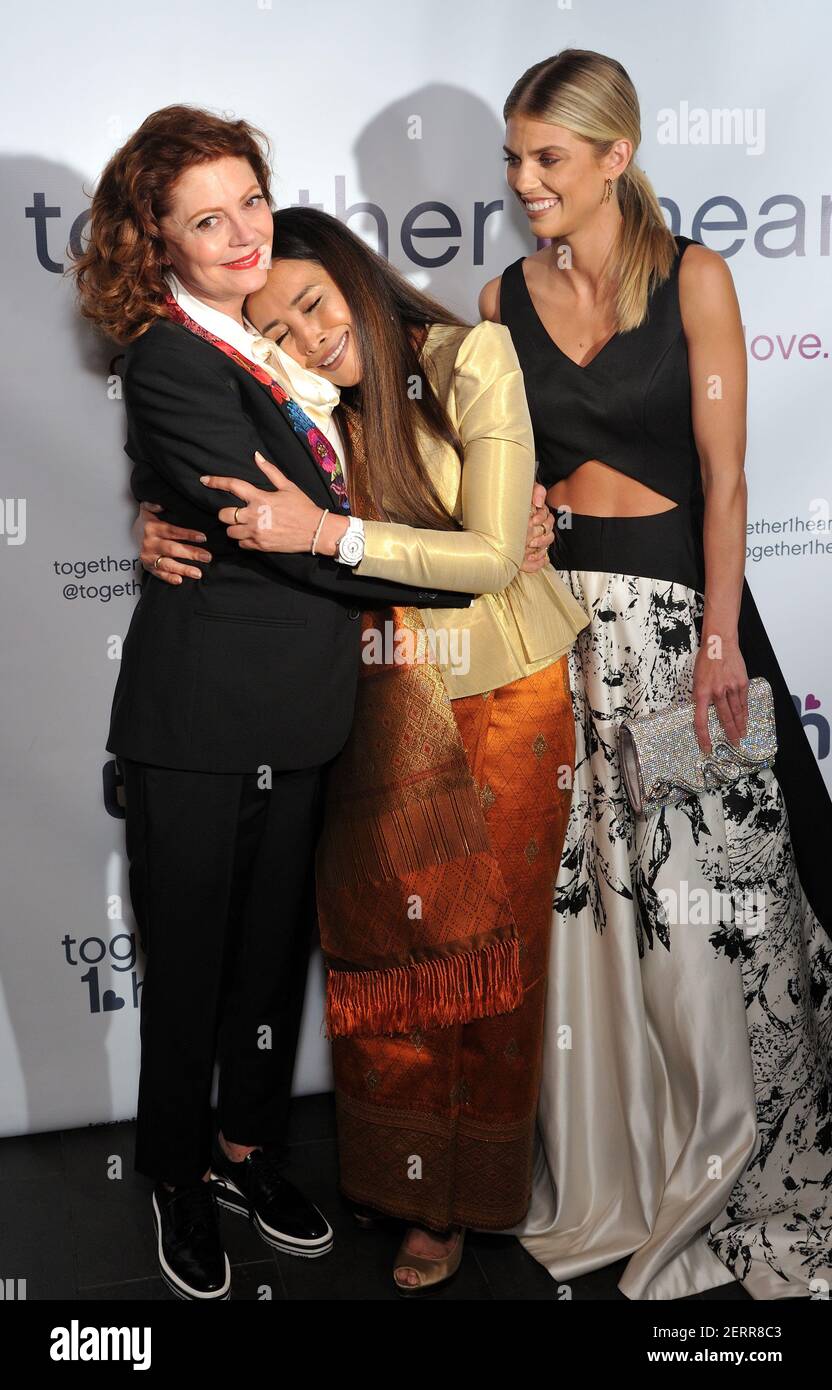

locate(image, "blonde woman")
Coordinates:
480 48 832 1300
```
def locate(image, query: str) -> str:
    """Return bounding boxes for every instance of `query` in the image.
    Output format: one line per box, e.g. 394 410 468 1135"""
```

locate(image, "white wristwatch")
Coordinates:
336 516 365 566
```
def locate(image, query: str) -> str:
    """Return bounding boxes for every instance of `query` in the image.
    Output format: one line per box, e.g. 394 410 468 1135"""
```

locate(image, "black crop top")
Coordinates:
498 234 705 508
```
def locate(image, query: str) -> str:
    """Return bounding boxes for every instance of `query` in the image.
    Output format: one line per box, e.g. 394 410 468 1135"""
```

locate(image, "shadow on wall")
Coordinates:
0 154 137 1141
349 84 534 318
3 153 133 508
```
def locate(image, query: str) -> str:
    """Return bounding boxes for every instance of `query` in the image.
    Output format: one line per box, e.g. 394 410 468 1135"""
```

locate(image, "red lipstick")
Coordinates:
223 248 261 270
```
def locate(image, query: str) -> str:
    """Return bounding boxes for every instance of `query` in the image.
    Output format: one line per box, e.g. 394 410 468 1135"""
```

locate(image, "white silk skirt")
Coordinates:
508 508 832 1300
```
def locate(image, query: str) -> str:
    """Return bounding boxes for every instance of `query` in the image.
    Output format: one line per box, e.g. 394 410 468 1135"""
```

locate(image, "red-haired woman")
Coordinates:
72 106 483 1300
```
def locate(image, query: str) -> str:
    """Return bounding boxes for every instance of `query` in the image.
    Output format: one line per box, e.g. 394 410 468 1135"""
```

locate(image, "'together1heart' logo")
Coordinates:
793 690 829 761
61 929 142 1015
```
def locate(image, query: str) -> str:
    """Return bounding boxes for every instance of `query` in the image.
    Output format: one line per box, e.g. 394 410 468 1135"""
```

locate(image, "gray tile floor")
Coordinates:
0 1094 751 1302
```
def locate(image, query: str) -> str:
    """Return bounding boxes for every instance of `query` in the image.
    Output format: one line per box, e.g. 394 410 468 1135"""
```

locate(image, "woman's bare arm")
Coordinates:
679 242 749 752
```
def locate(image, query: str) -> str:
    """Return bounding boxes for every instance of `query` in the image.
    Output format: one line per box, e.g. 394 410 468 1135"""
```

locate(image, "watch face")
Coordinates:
339 532 365 564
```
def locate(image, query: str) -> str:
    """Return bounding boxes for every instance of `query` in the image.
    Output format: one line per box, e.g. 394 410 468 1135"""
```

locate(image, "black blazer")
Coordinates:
107 318 474 773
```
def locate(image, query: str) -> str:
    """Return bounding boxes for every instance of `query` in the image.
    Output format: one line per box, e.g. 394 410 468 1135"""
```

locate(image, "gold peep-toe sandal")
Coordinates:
392 1225 465 1296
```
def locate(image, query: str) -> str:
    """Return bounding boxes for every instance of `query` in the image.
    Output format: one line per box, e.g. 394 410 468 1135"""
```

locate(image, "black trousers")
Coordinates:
120 756 326 1186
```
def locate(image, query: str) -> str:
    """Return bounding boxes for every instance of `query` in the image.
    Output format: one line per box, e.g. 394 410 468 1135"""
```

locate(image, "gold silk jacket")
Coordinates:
353 320 590 698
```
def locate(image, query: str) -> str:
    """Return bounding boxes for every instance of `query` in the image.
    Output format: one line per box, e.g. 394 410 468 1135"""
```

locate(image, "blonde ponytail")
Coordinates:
615 164 676 330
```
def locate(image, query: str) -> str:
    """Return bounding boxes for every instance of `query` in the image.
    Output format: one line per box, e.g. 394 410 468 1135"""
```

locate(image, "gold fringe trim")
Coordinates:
324 935 522 1040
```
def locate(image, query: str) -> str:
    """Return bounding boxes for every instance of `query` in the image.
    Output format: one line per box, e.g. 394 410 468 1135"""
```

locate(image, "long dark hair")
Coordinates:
264 207 471 530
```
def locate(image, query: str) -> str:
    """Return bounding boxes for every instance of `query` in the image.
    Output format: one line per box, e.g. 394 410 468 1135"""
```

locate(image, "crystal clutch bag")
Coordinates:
619 675 778 818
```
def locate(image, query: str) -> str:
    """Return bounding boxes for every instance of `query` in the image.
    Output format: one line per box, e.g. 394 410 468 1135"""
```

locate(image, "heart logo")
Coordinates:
806 693 821 711
102 990 125 1011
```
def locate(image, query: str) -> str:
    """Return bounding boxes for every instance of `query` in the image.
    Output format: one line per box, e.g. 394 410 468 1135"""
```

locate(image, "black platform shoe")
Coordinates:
152 1180 231 1301
209 1134 333 1258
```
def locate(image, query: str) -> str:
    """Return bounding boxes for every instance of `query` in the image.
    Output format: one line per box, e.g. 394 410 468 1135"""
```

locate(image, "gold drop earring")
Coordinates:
602 177 613 204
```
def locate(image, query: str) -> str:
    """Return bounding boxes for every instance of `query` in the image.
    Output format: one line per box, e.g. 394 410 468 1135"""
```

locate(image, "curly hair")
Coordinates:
69 105 273 343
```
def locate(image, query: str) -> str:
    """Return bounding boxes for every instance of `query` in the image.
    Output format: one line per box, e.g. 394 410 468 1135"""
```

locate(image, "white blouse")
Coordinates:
163 271 346 477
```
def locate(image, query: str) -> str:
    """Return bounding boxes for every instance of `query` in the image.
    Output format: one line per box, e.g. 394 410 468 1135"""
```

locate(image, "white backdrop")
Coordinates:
1 0 830 1139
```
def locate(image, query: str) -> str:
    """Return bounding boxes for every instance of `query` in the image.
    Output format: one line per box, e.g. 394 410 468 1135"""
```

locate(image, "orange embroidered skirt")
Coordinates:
329 653 575 1231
